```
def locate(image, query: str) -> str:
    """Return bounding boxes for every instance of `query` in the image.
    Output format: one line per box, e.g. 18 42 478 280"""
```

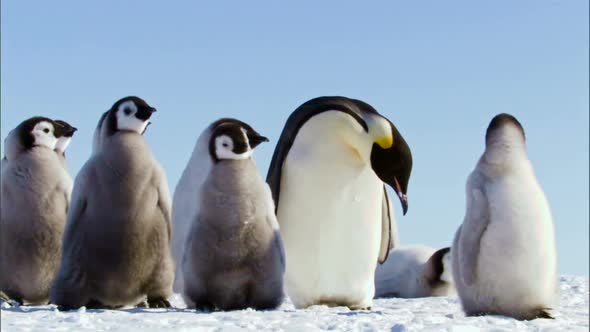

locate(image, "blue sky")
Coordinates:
2 1 588 275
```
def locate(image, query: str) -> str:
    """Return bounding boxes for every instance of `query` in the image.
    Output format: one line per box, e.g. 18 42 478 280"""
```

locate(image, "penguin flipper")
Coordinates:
531 308 555 320
50 165 92 308
458 173 490 286
61 164 91 246
145 165 174 302
155 164 172 241
378 187 397 264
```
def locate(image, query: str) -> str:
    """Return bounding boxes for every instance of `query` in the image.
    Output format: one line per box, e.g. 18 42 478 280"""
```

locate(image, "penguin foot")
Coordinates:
348 302 372 311
530 308 555 320
0 299 21 308
0 291 22 307
136 300 149 308
56 305 77 311
0 291 10 302
147 297 171 308
85 299 107 309
349 305 371 310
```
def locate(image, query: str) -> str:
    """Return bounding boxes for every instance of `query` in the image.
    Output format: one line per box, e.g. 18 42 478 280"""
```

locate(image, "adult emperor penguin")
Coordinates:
50 96 174 310
181 119 285 311
374 245 455 298
54 120 78 168
266 96 412 309
0 117 70 305
452 113 558 320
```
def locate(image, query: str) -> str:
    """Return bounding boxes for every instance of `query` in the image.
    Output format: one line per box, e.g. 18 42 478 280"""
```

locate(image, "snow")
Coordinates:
1 276 587 332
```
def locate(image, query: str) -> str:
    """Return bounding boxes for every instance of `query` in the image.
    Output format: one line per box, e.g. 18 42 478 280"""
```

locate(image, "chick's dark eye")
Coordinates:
222 143 229 147
124 108 131 115
43 128 50 133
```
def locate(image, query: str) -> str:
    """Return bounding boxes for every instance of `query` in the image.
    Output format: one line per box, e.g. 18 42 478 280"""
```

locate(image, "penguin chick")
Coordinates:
181 119 285 311
53 120 78 168
92 111 108 154
374 245 455 298
171 119 217 293
50 96 174 310
452 113 558 320
0 117 71 305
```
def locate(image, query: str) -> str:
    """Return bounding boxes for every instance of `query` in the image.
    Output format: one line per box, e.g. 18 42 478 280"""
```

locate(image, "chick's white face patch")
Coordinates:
55 136 72 153
215 134 252 160
440 252 454 283
116 101 149 134
32 121 59 150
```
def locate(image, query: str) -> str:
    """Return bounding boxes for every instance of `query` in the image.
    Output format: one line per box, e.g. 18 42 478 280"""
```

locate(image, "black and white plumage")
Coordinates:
50 96 174 310
53 120 77 168
0 117 71 305
266 96 412 309
176 118 285 311
452 113 558 320
375 245 455 298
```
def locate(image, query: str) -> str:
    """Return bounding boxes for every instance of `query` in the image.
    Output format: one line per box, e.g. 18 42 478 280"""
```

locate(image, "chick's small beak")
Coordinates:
136 107 156 121
248 134 269 148
66 127 78 137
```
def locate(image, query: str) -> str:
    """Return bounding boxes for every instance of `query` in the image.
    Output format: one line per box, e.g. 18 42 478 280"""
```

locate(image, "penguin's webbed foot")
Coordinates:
136 300 149 308
530 308 555 320
56 305 77 311
147 297 171 308
349 304 372 311
0 291 22 307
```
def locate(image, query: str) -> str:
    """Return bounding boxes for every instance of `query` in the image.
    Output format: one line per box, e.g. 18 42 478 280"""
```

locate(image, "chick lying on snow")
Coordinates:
375 245 455 298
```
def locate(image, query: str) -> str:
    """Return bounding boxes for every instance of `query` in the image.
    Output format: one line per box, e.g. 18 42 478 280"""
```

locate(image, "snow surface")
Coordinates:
1 276 587 332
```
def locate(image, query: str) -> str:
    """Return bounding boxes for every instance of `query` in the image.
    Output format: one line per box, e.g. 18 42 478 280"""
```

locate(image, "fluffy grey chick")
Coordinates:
50 96 174 310
452 113 558 320
0 117 71 305
182 119 285 311
374 245 455 298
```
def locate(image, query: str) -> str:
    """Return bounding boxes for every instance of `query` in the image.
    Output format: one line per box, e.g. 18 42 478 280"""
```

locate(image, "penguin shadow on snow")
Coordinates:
335 309 386 317
0 303 58 314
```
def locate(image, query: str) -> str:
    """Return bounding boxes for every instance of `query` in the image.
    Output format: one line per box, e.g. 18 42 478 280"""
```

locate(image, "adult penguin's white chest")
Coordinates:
277 126 383 308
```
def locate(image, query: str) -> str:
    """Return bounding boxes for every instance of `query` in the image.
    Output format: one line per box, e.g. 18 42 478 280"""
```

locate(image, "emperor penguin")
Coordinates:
180 119 285 311
266 96 413 309
54 120 78 168
452 113 558 320
0 117 71 305
374 246 455 298
50 96 174 310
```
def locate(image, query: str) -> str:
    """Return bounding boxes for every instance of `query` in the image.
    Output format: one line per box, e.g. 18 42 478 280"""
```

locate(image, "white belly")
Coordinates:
277 147 383 308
